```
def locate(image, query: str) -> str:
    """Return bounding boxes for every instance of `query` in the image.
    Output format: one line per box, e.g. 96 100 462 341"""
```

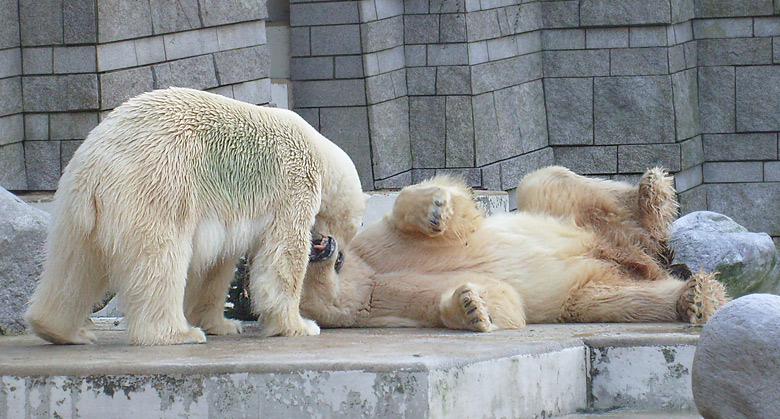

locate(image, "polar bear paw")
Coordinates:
677 271 730 324
201 318 244 336
413 187 454 236
454 284 492 332
260 315 321 337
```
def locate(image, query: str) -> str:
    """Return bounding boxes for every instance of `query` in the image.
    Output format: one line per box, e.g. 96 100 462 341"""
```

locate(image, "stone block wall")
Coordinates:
1 0 272 191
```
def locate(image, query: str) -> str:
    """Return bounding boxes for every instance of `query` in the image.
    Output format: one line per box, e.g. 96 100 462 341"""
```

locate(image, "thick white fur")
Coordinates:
26 87 365 345
300 168 729 331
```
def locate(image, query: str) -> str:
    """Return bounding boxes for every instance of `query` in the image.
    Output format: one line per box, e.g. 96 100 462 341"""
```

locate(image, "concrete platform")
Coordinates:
0 321 703 418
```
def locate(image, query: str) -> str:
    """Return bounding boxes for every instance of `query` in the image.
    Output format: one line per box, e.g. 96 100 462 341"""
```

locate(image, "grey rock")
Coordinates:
0 187 50 334
736 66 780 132
671 211 780 297
545 77 592 145
692 294 780 418
594 76 675 145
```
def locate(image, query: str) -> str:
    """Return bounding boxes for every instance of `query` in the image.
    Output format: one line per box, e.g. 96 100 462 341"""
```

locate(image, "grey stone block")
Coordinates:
618 144 681 173
553 146 617 174
500 148 554 190
23 114 48 141
404 0 428 14
466 10 501 42
294 107 319 129
694 0 774 18
629 26 668 47
25 140 60 190
21 47 52 75
368 97 411 179
60 140 83 171
703 133 779 161
594 76 675 145
585 28 628 49
404 15 439 45
673 21 694 44
291 56 333 80
671 0 696 23
63 0 96 44
683 41 698 69
135 37 166 66
473 92 500 166
431 0 464 14
481 163 501 190
217 21 267 51
680 135 704 169
433 168 480 187
405 45 426 67
49 112 98 140
208 85 233 100
407 67 436 96
486 36 519 61
467 41 488 65
545 77 593 146
311 25 362 56
514 80 547 153
290 2 359 26
703 162 763 183
97 41 137 72
290 27 310 57
580 0 671 26
199 0 267 27
149 0 200 34
674 165 702 192
440 13 467 43
293 79 367 108
543 49 609 78
0 114 23 146
97 0 153 43
698 38 772 66
672 69 700 140
0 143 26 190
154 55 218 92
541 1 580 29
542 29 585 50
707 183 780 235
765 161 780 181
362 16 403 53
335 56 363 79
0 0 19 49
668 44 686 73
499 3 542 35
736 66 780 132
678 184 706 216
319 107 373 191
693 18 753 39
437 66 471 95
374 170 412 189
23 75 99 112
376 0 404 19
410 96 446 168
473 53 542 94
0 48 21 79
100 67 154 110
0 77 21 117
53 46 96 74
516 31 542 56
611 47 668 76
427 43 468 66
754 17 780 37
19 0 62 47
366 73 398 104
698 66 735 134
775 38 780 64
445 96 474 167
163 28 219 61
232 79 271 105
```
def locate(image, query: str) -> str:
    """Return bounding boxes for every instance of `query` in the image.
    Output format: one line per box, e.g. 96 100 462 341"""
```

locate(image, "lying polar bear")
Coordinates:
300 166 729 331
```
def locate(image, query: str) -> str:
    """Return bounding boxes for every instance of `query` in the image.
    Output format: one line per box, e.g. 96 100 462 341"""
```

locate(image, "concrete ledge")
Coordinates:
0 322 703 418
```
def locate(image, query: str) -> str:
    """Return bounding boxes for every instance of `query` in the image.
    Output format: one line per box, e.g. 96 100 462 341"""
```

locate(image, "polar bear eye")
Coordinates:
334 252 345 273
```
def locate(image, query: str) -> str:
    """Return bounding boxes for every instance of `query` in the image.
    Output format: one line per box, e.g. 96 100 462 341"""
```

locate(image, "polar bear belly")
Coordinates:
190 216 272 273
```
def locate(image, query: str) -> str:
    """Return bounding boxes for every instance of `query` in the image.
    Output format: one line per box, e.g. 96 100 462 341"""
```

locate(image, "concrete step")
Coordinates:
0 322 703 418
562 409 701 418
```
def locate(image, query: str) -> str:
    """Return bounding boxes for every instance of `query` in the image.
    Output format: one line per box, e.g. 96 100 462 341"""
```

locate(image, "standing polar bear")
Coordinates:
301 167 729 330
26 87 365 345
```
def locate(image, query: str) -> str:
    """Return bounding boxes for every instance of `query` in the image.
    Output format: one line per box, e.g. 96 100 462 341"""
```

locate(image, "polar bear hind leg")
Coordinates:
184 257 243 335
440 280 526 332
676 271 730 324
26 223 107 344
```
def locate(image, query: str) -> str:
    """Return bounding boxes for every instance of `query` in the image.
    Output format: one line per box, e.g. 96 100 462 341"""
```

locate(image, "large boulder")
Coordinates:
0 188 50 334
670 211 780 297
692 294 780 418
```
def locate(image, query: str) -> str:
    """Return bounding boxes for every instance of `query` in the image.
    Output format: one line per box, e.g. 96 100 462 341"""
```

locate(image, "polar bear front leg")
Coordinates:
392 185 454 236
249 221 320 337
